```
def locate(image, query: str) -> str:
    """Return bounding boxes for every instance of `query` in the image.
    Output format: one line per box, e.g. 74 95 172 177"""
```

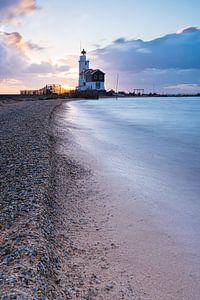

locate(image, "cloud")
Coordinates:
92 27 200 92
93 27 200 72
177 26 200 34
0 0 38 24
26 62 56 74
27 62 70 74
1 31 22 45
56 65 70 72
0 32 28 78
0 31 70 81
25 41 44 51
114 38 127 44
0 31 44 52
166 83 200 92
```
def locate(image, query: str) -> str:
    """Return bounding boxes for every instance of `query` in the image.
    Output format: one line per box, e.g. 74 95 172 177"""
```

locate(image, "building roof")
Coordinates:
83 69 105 75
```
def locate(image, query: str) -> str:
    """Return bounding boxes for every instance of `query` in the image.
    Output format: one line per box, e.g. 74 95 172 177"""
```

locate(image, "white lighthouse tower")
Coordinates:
78 49 89 90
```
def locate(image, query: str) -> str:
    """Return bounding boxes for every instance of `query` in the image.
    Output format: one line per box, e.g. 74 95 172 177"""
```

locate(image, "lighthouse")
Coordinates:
78 49 89 89
77 49 105 91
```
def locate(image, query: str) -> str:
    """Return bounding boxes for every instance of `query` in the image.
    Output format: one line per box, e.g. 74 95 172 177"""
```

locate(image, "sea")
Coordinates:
63 97 200 241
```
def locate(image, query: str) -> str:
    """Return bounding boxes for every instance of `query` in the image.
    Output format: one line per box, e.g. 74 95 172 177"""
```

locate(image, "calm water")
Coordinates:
64 97 200 246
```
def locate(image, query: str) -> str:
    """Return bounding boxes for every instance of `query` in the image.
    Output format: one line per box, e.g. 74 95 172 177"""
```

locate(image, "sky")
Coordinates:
0 0 200 94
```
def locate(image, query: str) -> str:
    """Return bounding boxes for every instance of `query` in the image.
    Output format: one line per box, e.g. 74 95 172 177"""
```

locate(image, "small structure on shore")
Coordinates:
77 49 105 91
20 84 66 95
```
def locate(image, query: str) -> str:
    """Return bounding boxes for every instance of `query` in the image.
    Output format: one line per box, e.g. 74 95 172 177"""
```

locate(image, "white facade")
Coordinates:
77 49 105 91
78 49 89 89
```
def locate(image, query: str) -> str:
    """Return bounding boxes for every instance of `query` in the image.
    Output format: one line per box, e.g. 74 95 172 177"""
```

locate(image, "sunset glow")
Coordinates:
62 85 75 92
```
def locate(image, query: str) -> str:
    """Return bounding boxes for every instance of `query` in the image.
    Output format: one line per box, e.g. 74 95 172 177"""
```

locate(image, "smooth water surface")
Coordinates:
64 97 200 247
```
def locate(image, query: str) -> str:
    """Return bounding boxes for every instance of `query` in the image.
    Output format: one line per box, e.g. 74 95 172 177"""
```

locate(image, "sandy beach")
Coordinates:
1 98 200 299
53 99 200 300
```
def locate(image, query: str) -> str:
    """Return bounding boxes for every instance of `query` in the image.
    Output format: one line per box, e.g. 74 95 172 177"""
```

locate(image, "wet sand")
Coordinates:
54 101 200 299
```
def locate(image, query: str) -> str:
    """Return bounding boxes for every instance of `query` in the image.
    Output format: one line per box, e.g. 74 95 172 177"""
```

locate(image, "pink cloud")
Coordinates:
0 0 38 24
0 31 44 51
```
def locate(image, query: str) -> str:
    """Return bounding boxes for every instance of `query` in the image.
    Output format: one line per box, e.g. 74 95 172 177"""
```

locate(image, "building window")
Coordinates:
96 82 100 89
99 75 103 80
94 75 98 80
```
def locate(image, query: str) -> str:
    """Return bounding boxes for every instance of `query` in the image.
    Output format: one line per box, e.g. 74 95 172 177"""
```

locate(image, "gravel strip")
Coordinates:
0 100 66 299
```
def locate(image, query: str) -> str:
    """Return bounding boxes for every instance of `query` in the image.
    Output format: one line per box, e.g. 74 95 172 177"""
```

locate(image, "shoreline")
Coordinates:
55 100 200 299
1 99 200 299
0 98 139 299
0 98 114 299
